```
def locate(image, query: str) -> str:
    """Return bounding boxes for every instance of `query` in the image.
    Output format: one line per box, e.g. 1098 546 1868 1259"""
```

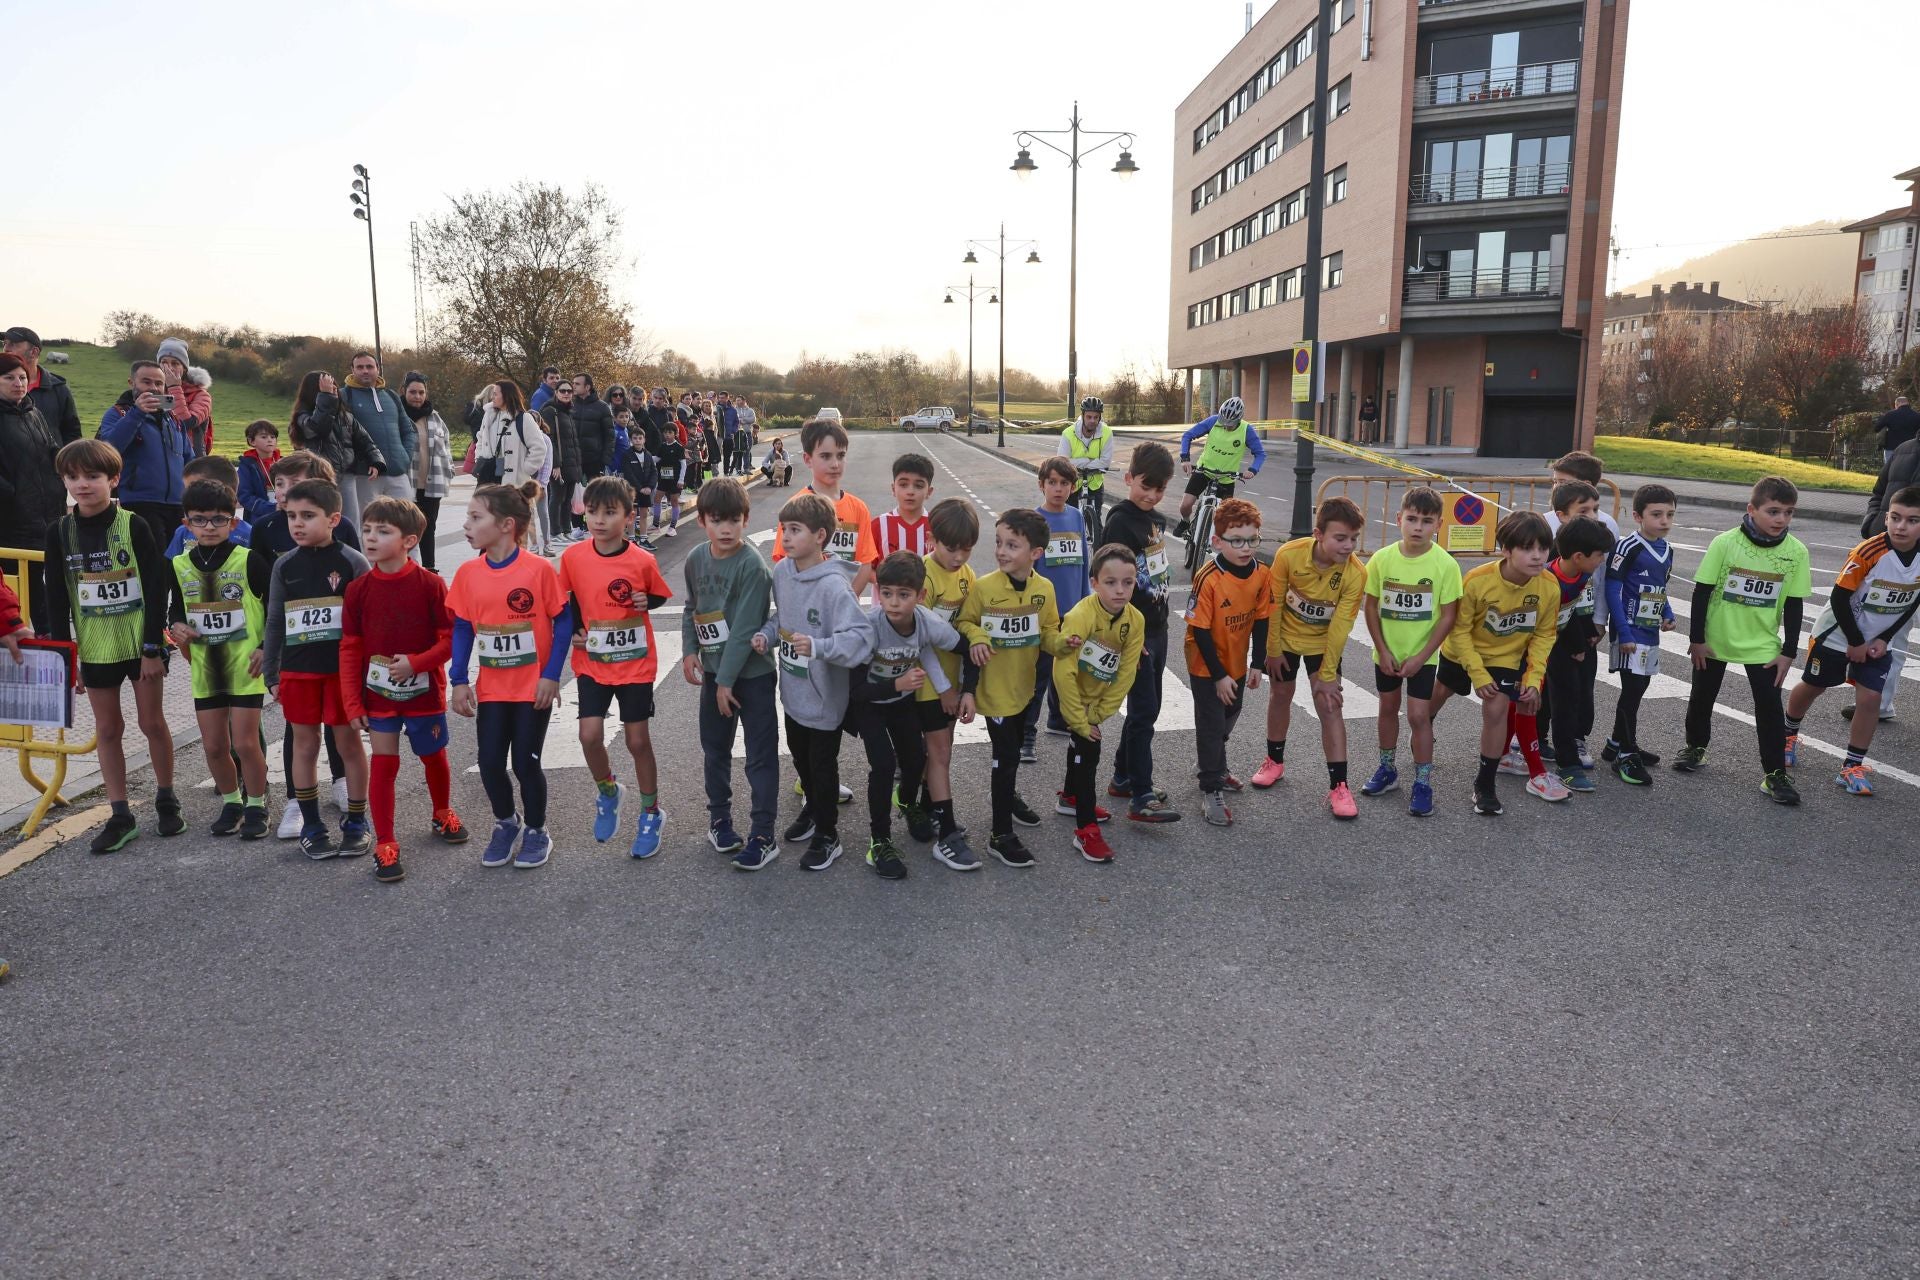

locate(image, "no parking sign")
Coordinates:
1441 490 1493 554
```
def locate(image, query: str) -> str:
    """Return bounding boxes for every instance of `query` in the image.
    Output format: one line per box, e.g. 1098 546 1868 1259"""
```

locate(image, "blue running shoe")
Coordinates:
514 827 552 869
707 820 744 854
481 818 521 868
630 807 664 859
593 783 626 843
1558 766 1596 794
1408 779 1435 817
1360 762 1399 796
337 817 372 857
733 834 777 871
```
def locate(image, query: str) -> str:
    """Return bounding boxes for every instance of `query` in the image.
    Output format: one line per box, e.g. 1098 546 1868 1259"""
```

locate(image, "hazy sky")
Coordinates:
10 0 1916 382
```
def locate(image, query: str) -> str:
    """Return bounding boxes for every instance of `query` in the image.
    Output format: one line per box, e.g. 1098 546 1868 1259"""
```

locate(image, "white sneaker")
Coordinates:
276 804 304 839
1497 749 1530 777
330 777 349 813
1525 772 1571 803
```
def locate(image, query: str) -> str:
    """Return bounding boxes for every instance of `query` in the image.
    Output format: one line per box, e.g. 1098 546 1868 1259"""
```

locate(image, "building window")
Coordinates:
1329 0 1357 33
1191 16 1321 154
1328 77 1352 119
1321 252 1344 290
1281 267 1304 302
1325 165 1348 206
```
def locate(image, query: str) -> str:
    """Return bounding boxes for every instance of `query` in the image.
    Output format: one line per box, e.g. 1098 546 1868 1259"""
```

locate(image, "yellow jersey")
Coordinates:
1266 536 1365 681
1053 596 1144 736
955 570 1066 718
917 555 976 703
1443 560 1559 691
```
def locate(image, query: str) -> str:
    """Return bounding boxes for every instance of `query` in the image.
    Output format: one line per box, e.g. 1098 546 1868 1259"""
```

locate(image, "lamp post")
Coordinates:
1010 104 1138 420
945 277 997 437
963 226 1041 448
1289 0 1333 539
348 163 383 365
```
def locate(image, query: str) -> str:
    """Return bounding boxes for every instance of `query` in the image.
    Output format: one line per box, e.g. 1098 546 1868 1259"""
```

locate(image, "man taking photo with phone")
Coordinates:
99 359 200 546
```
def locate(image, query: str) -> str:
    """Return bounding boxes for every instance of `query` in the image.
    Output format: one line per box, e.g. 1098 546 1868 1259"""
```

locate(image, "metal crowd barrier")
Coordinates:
0 548 96 836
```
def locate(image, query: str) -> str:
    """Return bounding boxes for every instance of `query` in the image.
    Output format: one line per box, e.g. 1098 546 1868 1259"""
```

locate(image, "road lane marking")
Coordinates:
0 805 111 878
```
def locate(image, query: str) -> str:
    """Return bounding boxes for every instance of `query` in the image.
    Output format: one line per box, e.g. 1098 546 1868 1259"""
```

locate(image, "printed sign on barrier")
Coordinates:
1441 490 1493 554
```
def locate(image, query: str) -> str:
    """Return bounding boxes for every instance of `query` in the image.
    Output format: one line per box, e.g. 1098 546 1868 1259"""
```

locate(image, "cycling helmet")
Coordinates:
1081 396 1104 415
1217 396 1245 424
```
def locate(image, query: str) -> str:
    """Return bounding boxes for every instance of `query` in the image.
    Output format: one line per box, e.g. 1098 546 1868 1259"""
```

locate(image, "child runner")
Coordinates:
1255 496 1367 819
1782 484 1920 796
1602 484 1678 785
340 496 463 884
43 440 181 852
261 477 373 859
1025 456 1090 758
163 455 252 558
680 477 780 871
1429 510 1561 815
652 423 687 538
558 476 674 858
449 481 573 867
1533 479 1609 770
166 477 271 839
1672 477 1810 805
1101 442 1181 823
871 452 934 558
956 508 1073 867
1358 486 1461 816
1543 516 1615 793
1183 498 1273 826
1056 544 1144 861
753 492 874 871
912 498 985 870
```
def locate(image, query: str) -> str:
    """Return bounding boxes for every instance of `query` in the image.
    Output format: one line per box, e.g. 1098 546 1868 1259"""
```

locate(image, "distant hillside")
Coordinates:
1622 220 1858 305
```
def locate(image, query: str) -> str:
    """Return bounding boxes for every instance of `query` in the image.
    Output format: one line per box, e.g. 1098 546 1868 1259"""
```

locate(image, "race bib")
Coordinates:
1078 637 1121 683
477 621 536 668
1143 542 1170 586
1045 533 1084 567
1721 567 1782 608
984 605 1041 648
190 603 245 645
694 609 729 654
928 601 958 626
1862 577 1918 616
1574 582 1596 617
586 619 649 663
1483 606 1537 637
777 627 810 675
1633 588 1667 627
828 521 861 562
284 596 343 646
78 569 142 618
367 655 427 701
1379 580 1432 623
870 648 919 683
1286 587 1336 628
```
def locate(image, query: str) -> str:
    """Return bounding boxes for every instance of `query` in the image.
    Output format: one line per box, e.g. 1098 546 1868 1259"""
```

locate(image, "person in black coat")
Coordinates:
3 327 82 442
1876 396 1920 463
0 353 70 623
542 379 582 540
567 374 617 479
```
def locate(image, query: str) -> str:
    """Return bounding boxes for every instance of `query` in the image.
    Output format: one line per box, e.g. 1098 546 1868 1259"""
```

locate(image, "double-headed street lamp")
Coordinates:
944 277 997 437
963 226 1040 448
1010 104 1138 420
348 163 383 365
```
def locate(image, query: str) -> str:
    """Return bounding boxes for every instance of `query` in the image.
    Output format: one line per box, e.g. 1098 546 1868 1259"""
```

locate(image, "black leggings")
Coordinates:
854 699 925 840
1064 732 1102 827
1684 658 1786 774
283 723 345 799
986 715 1027 837
414 492 441 571
477 700 552 827
784 716 843 841
1612 671 1651 753
1544 645 1590 766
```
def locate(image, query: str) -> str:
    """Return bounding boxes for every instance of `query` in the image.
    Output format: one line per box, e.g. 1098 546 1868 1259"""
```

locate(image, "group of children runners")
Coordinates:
25 417 1918 882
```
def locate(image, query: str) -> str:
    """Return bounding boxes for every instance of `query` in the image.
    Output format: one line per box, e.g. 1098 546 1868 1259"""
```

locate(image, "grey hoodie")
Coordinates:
759 556 874 729
861 605 962 705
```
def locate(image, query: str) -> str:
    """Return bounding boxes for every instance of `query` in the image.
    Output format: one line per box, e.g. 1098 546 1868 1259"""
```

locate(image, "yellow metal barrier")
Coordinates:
0 548 96 836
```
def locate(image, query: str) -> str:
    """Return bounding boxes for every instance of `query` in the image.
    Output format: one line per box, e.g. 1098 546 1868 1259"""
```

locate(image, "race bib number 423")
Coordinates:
284 596 342 646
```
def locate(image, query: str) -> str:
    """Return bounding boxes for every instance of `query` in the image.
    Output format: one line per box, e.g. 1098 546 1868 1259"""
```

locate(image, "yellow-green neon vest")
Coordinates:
1196 420 1249 477
172 543 267 700
1064 425 1112 491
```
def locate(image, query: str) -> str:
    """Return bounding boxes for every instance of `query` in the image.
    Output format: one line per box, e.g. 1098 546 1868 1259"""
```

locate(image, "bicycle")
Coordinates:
1181 472 1238 573
1070 466 1107 548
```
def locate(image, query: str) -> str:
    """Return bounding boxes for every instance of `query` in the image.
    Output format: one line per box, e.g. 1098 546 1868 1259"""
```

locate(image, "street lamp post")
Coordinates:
1010 104 1138 420
944 277 997 437
348 163 383 365
963 226 1041 449
1290 0 1334 540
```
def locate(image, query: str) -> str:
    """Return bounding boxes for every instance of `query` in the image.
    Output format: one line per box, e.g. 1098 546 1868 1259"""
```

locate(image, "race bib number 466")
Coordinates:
1286 587 1336 627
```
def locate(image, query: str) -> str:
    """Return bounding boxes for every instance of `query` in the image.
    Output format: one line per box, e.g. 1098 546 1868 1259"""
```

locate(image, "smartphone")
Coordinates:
162 394 176 413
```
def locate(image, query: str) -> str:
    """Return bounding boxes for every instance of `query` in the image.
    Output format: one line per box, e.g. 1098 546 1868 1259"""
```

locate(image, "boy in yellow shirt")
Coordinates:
910 498 984 871
1429 510 1561 815
956 508 1071 868
1253 496 1367 818
1055 544 1144 863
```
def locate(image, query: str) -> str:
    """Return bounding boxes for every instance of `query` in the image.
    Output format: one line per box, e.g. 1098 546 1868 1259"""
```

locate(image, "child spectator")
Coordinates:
1183 498 1273 826
1255 496 1367 819
163 455 252 559
1602 484 1678 785
42 439 180 852
1359 486 1461 816
237 420 281 524
1099 442 1181 823
1056 544 1145 861
1543 516 1615 792
682 478 780 869
1025 456 1090 757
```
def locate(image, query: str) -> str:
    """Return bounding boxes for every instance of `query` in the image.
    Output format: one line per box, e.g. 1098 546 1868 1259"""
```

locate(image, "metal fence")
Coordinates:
1413 60 1579 108
1606 422 1883 475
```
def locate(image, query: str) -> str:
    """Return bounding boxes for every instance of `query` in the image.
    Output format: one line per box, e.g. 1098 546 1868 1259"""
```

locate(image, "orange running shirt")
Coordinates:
772 487 881 571
1183 556 1275 681
556 539 674 684
448 548 566 703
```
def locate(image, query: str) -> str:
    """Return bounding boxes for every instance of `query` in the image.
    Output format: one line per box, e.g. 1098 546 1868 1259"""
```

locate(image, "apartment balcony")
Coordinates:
1403 265 1564 318
1406 164 1572 224
1413 60 1579 124
1416 0 1585 27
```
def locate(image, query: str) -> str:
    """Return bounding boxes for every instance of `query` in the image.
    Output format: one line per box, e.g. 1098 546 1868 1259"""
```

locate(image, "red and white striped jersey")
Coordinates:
872 510 930 560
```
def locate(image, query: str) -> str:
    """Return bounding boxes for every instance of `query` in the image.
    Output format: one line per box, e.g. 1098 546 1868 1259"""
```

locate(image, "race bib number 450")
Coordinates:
984 606 1041 648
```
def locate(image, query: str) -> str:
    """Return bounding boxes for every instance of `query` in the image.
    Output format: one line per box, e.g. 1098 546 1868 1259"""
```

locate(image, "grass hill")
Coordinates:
1621 221 1858 305
48 341 297 457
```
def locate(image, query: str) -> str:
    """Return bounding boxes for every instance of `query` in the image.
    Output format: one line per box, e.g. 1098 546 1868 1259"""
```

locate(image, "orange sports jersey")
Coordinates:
773 487 881 569
557 539 674 685
1814 531 1920 648
448 548 566 703
1183 557 1275 681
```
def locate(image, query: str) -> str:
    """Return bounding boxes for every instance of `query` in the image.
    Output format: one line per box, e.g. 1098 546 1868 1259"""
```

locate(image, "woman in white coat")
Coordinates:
472 379 552 550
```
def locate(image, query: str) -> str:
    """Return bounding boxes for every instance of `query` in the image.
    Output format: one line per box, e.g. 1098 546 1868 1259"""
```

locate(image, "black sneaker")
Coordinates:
1472 784 1504 817
801 835 843 871
990 833 1036 867
210 801 245 836
1613 753 1653 787
1761 769 1801 806
239 805 270 840
301 825 339 860
1671 745 1707 773
782 814 816 844
90 811 138 855
1009 796 1042 827
901 802 935 843
1601 741 1661 767
155 796 186 837
1172 518 1192 541
1019 734 1038 764
866 837 907 879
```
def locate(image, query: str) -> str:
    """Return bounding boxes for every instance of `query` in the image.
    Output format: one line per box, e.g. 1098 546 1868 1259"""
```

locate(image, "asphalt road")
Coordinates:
3 432 1917 1278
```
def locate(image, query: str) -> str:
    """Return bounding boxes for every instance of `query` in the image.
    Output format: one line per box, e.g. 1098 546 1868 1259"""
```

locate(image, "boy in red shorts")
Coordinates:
260 478 371 860
340 496 462 883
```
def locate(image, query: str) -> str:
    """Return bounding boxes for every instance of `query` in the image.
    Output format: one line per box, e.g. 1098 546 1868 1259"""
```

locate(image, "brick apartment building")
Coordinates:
1598 279 1756 367
1167 0 1630 456
1844 165 1920 366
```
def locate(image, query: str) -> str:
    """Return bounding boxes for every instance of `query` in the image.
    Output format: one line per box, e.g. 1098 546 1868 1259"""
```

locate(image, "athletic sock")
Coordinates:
1414 762 1434 784
1784 714 1804 735
111 800 131 819
295 784 321 828
370 753 400 842
421 749 452 812
1846 744 1868 769
221 788 242 806
932 800 957 837
595 774 619 798
1475 755 1499 789
347 797 368 825
1328 761 1348 788
244 793 266 809
1267 739 1287 764
1378 748 1395 769
639 791 657 812
1511 709 1546 776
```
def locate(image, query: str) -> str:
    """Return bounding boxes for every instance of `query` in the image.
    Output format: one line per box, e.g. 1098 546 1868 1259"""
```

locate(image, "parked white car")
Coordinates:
815 407 843 424
899 406 956 432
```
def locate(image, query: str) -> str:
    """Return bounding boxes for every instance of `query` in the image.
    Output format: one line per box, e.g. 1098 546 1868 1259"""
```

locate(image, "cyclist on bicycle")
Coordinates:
1174 395 1264 540
1058 396 1114 525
